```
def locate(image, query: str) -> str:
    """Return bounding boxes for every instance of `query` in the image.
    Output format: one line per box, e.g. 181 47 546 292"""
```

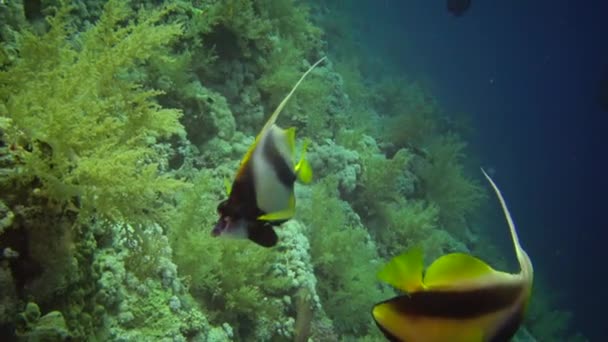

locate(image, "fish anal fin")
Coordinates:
423 253 497 289
378 246 425 293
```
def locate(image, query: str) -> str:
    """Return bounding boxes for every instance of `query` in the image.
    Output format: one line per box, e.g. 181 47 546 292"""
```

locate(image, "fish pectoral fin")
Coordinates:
223 177 232 195
295 158 313 184
295 138 313 183
423 253 498 288
285 127 296 152
378 246 425 293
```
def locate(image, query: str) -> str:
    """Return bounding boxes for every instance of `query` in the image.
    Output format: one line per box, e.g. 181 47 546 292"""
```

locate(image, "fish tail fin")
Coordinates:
481 168 533 280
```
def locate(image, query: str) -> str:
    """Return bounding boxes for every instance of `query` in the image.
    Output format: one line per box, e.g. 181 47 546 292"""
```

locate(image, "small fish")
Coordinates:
372 169 533 342
212 57 325 247
447 0 471 16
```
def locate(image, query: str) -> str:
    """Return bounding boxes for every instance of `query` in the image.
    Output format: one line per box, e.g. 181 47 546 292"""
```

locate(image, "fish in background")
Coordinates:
372 169 533 341
447 0 472 16
211 58 325 247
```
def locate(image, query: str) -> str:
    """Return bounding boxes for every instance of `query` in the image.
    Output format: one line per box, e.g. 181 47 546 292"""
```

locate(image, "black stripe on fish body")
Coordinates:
378 282 524 320
262 131 297 189
488 301 526 342
371 302 524 342
223 158 293 224
224 163 265 221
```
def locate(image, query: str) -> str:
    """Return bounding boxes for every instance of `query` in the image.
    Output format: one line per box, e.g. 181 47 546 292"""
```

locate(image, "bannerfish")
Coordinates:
211 57 326 247
447 0 471 16
372 169 533 342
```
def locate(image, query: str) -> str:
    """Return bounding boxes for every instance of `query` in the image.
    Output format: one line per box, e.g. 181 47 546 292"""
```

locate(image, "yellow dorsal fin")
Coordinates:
481 168 534 284
423 253 497 288
378 246 425 293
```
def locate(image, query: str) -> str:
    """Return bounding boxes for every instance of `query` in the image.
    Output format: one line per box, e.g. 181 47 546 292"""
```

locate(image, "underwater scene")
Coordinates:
0 0 604 341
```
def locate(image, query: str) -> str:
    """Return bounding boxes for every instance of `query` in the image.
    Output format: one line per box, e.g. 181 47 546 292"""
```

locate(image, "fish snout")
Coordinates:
211 216 230 236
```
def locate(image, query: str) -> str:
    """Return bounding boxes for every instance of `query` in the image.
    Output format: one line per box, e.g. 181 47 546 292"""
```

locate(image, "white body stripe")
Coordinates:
252 125 294 214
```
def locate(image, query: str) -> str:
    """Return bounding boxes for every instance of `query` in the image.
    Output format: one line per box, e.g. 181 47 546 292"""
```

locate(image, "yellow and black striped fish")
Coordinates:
211 57 325 247
372 169 534 342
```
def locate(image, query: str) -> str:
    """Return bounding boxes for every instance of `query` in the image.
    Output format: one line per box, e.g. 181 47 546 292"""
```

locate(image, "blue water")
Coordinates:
347 0 606 339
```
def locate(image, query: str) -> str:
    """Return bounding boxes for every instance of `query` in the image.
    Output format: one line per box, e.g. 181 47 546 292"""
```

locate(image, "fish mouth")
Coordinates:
212 217 230 237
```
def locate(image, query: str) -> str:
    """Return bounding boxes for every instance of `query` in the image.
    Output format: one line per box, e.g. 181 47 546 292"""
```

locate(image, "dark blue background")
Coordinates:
347 0 606 339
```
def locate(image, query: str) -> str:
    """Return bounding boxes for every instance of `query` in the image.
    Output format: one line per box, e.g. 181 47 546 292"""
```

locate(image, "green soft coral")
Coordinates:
375 199 469 261
169 171 291 339
0 0 186 225
299 178 385 338
418 134 485 234
258 39 332 139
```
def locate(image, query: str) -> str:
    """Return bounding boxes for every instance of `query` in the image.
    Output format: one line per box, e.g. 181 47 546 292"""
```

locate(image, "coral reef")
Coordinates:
0 0 583 340
16 303 70 341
